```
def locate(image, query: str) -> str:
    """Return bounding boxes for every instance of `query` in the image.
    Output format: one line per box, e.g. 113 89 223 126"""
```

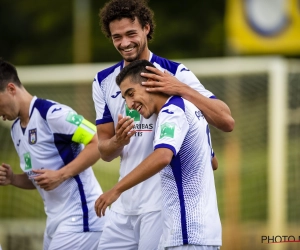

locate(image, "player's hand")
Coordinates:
0 163 14 186
141 66 189 96
114 114 136 146
94 188 121 217
33 169 63 191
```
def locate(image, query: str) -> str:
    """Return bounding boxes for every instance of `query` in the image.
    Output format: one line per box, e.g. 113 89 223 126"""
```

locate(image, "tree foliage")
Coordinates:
0 0 226 65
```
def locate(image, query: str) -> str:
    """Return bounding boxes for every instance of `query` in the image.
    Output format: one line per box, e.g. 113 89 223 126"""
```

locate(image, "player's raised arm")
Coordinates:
0 163 35 189
96 114 136 162
141 66 235 132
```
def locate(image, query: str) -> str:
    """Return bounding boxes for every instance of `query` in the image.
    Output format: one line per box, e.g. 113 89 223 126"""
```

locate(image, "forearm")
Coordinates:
59 139 101 180
180 85 235 132
98 135 124 162
11 173 36 189
113 149 171 193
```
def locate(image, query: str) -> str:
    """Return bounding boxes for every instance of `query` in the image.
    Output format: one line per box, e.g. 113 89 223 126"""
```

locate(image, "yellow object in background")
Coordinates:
225 0 300 55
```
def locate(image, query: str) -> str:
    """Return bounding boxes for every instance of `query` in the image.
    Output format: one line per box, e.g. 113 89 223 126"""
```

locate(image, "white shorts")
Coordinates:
164 246 220 250
98 210 162 250
43 230 102 250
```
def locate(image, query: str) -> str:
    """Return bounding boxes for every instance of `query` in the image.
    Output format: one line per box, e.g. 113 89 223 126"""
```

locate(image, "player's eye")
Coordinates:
112 36 121 41
128 32 136 37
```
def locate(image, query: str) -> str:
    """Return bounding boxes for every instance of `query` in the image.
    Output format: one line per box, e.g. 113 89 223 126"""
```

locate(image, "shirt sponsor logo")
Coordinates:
160 122 175 139
133 123 153 130
28 128 37 145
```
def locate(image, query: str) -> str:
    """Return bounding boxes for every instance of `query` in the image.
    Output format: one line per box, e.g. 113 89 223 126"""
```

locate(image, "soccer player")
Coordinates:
95 59 222 250
0 59 106 250
93 0 233 249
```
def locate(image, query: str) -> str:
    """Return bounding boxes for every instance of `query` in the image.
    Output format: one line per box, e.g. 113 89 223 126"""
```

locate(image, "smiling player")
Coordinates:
95 59 222 250
0 58 105 250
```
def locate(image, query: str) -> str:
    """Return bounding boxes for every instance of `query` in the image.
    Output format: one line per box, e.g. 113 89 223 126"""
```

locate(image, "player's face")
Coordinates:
120 77 156 119
0 87 19 121
110 17 150 65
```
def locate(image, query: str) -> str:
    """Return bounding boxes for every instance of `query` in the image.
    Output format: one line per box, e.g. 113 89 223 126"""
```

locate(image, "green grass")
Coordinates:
93 158 120 192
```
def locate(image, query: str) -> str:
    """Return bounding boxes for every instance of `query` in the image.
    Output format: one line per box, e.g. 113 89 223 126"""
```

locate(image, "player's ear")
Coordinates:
143 23 150 35
6 82 17 94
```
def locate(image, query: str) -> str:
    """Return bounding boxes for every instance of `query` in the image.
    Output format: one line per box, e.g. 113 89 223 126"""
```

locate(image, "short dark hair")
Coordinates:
99 0 155 41
0 59 22 92
116 59 155 87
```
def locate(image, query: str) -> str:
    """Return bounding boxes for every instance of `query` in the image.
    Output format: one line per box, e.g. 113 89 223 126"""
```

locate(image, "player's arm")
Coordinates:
97 114 136 162
212 154 218 170
0 163 36 189
52 134 100 181
95 148 173 217
177 88 234 132
140 66 235 132
34 115 101 191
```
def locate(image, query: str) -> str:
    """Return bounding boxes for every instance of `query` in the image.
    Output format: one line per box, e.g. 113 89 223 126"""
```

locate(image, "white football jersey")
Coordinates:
154 96 222 247
92 52 215 215
11 96 105 237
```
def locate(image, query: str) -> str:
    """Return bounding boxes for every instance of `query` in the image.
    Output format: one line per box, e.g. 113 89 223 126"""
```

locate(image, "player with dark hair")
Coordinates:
0 59 106 250
93 0 233 249
96 59 222 250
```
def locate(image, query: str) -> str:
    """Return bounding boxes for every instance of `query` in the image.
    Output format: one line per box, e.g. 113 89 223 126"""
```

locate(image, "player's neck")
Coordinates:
154 95 169 115
124 48 150 67
19 90 33 128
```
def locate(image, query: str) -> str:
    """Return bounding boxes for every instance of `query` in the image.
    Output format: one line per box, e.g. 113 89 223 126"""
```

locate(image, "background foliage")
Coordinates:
0 0 226 65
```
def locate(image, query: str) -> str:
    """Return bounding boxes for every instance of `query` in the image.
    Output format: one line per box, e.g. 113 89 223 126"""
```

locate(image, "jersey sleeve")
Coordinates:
176 63 216 99
154 105 189 156
92 75 113 125
46 104 96 145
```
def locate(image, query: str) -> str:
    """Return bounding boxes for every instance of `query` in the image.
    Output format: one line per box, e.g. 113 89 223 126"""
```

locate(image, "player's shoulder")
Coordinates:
33 98 73 121
95 61 123 85
31 98 57 120
151 54 181 75
151 53 191 76
162 96 185 112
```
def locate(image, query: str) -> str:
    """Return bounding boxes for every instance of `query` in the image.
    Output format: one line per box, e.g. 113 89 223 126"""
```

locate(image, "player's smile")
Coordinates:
110 17 150 64
119 45 137 57
134 103 144 116
121 45 136 53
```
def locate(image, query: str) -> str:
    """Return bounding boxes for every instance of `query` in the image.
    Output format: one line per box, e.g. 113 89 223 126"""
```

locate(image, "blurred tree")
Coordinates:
0 0 226 65
0 0 73 65
92 0 226 62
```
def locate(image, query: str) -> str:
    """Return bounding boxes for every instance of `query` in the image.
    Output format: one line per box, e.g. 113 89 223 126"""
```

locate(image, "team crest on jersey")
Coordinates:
125 104 140 121
160 122 175 139
28 129 37 145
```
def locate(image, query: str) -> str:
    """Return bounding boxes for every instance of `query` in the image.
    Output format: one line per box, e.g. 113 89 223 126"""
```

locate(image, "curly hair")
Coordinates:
99 0 155 41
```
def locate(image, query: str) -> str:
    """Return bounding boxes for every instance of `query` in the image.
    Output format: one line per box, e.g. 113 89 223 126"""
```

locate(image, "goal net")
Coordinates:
0 57 299 250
